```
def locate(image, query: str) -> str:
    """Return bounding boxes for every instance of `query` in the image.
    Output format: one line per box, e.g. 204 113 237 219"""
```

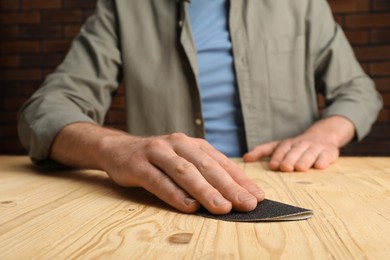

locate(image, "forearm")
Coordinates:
303 115 356 148
50 122 131 170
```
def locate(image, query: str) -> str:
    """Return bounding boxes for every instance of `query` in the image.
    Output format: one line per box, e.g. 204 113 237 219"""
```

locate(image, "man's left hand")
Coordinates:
243 116 356 172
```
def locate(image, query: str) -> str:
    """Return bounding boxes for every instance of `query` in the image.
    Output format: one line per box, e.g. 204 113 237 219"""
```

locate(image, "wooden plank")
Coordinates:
0 156 389 259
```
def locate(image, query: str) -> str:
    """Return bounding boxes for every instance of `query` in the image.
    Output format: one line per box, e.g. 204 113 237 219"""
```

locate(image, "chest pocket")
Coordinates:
266 35 306 102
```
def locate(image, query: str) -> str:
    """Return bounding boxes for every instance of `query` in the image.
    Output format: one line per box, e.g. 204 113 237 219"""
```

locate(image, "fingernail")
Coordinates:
251 189 265 200
237 191 256 203
213 195 229 206
184 197 197 206
246 185 265 200
269 161 279 170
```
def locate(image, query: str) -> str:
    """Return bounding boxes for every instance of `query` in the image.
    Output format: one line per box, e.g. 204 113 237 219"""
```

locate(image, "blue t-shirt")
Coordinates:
188 0 247 157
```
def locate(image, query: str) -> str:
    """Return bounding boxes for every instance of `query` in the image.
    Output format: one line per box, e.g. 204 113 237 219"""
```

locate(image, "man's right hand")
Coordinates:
50 123 264 215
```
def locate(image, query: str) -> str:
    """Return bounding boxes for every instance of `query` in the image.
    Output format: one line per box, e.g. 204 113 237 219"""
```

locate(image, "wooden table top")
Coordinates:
0 156 389 259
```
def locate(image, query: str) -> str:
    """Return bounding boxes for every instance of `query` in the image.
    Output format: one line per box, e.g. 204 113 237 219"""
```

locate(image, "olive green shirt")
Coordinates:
18 0 383 161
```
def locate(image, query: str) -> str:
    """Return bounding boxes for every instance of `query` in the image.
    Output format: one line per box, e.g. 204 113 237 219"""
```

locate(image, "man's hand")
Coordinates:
243 135 340 172
50 123 264 215
243 116 356 172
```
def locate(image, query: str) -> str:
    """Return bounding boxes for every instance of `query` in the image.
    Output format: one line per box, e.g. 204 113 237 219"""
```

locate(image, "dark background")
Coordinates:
1 0 389 156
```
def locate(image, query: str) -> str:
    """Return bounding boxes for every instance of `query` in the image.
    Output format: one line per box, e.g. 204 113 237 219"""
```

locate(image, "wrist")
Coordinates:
303 116 355 148
303 128 340 147
96 130 139 171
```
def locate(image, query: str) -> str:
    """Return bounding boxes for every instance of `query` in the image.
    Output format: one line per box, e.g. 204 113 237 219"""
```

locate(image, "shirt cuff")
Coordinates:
19 111 96 162
321 101 376 141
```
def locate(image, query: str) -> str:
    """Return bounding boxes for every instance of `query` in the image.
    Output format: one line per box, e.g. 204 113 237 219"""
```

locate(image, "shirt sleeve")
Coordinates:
309 0 383 141
18 0 122 161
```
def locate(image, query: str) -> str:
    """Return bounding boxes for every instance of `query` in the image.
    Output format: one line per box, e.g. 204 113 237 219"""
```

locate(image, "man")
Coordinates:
18 0 382 215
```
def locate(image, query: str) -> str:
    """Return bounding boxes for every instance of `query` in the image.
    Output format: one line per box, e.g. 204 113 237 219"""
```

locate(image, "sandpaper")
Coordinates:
196 199 313 222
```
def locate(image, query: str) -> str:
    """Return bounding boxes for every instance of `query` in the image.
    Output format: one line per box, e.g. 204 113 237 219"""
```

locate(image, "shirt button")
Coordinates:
178 20 183 28
195 118 203 126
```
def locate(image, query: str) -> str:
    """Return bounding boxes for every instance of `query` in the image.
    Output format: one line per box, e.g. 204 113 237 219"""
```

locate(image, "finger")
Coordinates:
196 139 265 203
294 146 323 172
198 139 265 201
314 148 339 170
146 142 233 214
137 163 201 213
279 141 310 172
243 141 279 162
173 140 259 212
269 140 294 171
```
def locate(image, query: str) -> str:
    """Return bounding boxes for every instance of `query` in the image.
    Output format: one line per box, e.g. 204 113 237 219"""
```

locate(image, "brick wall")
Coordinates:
327 0 390 155
1 0 389 156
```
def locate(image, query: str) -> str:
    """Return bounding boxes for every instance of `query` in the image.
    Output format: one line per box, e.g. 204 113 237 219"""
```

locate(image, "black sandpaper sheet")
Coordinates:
196 199 313 222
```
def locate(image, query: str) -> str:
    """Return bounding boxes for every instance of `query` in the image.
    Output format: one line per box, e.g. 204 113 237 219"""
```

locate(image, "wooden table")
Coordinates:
0 156 389 259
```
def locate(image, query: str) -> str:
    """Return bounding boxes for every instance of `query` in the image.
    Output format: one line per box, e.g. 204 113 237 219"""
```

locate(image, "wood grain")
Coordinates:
0 156 389 259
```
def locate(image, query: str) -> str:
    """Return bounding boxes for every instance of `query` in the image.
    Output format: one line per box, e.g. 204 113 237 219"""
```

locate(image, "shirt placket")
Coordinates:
229 0 259 150
177 0 205 138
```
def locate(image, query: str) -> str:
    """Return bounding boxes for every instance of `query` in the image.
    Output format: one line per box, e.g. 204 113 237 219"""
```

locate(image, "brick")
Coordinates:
371 29 390 44
20 54 63 67
21 25 62 39
0 0 20 10
0 97 28 109
369 124 390 139
42 68 56 78
345 13 390 28
42 10 83 24
377 109 389 123
2 84 24 97
2 83 38 96
342 139 390 155
334 14 344 26
374 78 390 92
382 93 390 106
0 139 26 155
317 94 325 109
116 84 125 94
63 0 97 8
0 111 18 123
345 30 370 45
0 55 20 68
106 110 126 123
110 96 125 109
370 62 390 76
360 62 370 74
42 39 72 52
328 0 370 13
64 25 82 38
0 69 42 81
0 124 18 138
82 9 95 20
354 46 390 61
0 26 21 39
372 0 390 11
0 40 41 53
1 12 40 25
21 0 61 10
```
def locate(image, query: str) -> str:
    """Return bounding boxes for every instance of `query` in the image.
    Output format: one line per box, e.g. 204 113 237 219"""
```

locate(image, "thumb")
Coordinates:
243 141 279 162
